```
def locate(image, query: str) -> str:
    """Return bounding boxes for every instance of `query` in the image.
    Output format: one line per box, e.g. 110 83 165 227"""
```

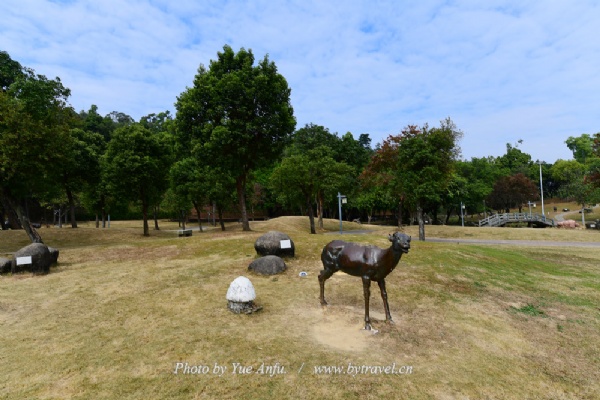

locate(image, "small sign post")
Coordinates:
338 192 347 234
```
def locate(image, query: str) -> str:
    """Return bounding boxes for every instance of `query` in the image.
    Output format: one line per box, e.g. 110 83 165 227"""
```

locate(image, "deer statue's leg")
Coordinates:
378 279 394 324
318 269 334 306
362 276 372 330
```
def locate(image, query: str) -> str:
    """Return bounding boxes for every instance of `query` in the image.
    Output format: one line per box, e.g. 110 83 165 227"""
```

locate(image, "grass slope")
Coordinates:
1 217 599 399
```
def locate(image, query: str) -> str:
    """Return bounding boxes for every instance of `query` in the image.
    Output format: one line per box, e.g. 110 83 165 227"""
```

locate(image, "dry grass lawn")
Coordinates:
1 217 599 399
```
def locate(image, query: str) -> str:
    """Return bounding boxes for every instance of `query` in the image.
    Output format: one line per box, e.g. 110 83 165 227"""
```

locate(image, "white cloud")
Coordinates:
2 0 599 162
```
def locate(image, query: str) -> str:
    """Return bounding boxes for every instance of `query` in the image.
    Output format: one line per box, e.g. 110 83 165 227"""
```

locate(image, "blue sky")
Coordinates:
2 0 599 163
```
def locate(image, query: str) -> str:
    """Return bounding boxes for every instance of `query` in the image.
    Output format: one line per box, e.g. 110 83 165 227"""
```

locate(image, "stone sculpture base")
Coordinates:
227 300 262 314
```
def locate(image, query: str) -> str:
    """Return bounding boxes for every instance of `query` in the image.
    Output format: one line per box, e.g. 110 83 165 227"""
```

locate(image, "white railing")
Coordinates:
479 213 554 227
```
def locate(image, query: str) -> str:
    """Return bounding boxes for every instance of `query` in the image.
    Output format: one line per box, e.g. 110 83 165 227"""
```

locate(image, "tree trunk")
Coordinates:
193 201 203 232
1 195 21 229
307 196 316 234
0 203 7 230
181 209 186 230
212 202 216 226
217 204 225 231
397 200 403 229
154 206 160 230
2 190 43 243
445 209 452 225
417 203 425 241
317 191 324 230
95 213 99 228
66 187 78 228
142 200 149 236
236 176 251 231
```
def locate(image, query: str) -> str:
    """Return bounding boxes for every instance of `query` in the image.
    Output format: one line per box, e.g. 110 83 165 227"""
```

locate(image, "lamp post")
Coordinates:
538 161 545 217
338 192 347 234
460 202 465 227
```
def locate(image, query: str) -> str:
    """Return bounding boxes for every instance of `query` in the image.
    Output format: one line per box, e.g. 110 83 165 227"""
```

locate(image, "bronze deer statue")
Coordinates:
318 232 411 330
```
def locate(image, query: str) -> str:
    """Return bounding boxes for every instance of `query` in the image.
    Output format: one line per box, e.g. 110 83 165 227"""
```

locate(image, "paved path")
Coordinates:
325 229 600 248
425 237 600 248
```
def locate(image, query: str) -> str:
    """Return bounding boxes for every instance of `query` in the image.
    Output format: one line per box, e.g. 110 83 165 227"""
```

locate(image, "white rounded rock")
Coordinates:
226 276 256 302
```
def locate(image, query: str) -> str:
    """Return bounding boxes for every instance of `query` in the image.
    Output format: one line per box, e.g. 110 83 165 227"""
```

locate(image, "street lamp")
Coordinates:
338 192 347 234
460 202 465 227
538 161 545 217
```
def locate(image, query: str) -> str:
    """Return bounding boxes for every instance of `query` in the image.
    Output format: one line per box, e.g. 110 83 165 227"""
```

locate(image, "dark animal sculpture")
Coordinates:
318 232 411 330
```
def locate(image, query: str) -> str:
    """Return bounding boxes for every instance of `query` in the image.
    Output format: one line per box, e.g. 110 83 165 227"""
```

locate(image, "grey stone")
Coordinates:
11 243 55 274
0 258 11 274
248 255 287 275
254 231 295 258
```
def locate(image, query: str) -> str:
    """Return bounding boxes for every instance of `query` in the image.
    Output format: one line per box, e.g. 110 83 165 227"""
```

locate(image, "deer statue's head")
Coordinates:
389 232 411 254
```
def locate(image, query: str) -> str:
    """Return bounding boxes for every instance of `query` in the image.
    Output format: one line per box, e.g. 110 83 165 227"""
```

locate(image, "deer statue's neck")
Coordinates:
382 244 403 272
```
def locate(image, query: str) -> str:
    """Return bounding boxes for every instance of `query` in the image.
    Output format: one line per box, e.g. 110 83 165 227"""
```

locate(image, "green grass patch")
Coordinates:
510 303 545 316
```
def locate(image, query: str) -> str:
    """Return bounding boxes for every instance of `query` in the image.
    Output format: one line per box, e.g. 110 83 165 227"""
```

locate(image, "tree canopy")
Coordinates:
395 118 463 240
175 45 296 231
1 51 74 242
4 48 600 240
102 124 172 236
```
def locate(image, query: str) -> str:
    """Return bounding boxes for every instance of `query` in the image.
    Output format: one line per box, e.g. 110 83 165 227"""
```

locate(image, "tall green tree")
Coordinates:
496 142 533 177
140 111 173 134
56 128 105 228
285 124 358 227
175 45 296 231
566 134 595 164
551 159 600 220
169 158 206 231
102 124 172 236
448 157 503 223
169 157 235 232
271 147 352 234
396 118 462 240
79 105 115 142
0 51 73 242
359 134 406 227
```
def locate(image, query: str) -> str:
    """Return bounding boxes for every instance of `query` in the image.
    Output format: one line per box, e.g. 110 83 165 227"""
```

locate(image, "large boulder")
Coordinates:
254 231 295 258
11 243 55 274
248 255 287 275
0 258 11 274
